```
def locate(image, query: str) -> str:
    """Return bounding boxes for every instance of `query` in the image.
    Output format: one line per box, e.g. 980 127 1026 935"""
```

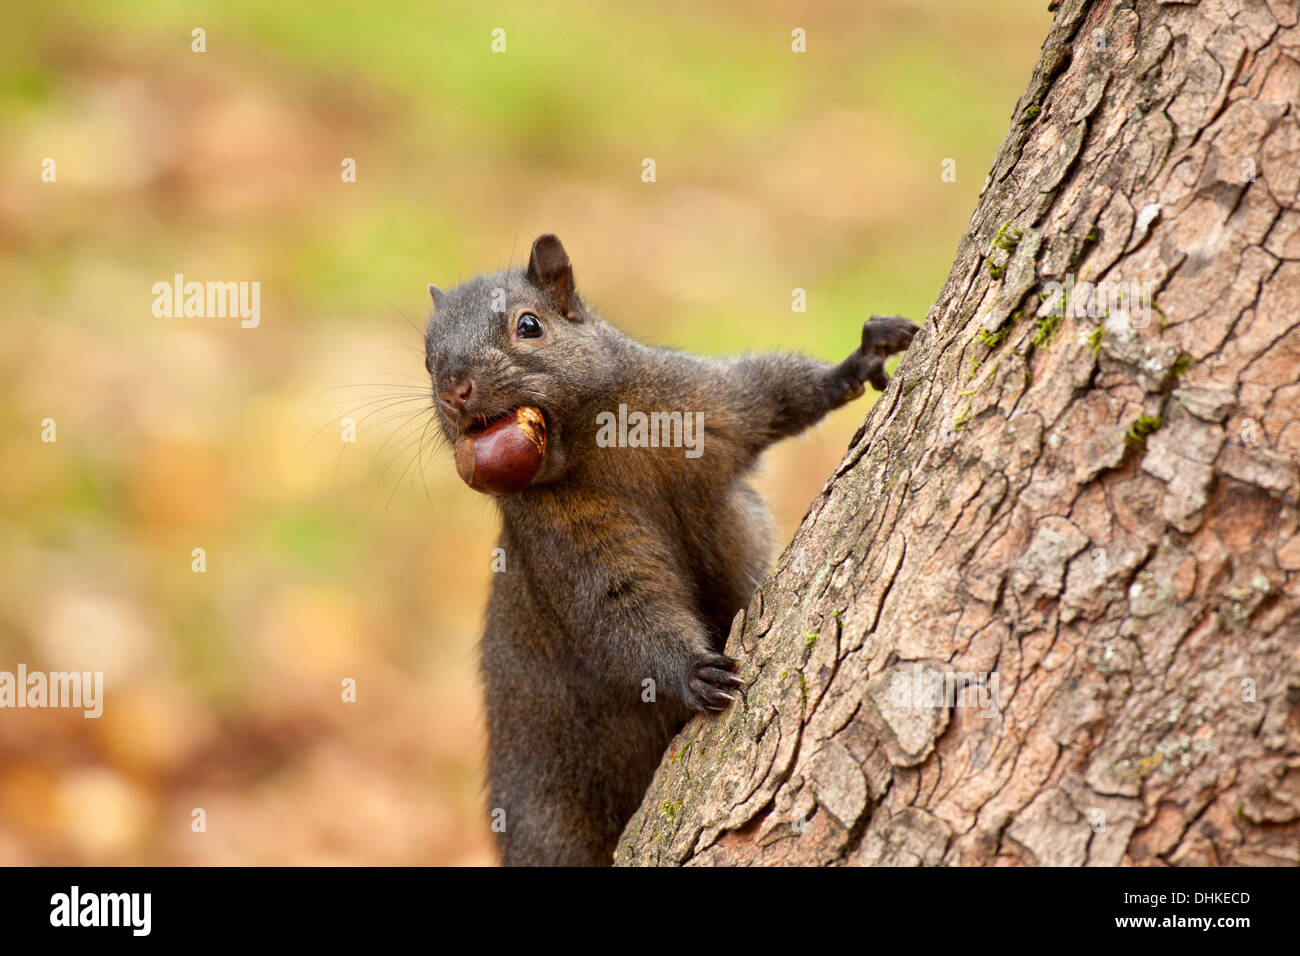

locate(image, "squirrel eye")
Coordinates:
516 313 543 339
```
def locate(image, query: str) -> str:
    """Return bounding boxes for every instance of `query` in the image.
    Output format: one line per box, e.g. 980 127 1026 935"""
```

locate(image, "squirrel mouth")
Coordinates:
454 406 548 495
464 409 518 437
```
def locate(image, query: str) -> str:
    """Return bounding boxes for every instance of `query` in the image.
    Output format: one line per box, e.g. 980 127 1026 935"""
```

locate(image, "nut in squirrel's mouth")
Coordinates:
464 409 518 437
453 406 548 496
463 406 548 439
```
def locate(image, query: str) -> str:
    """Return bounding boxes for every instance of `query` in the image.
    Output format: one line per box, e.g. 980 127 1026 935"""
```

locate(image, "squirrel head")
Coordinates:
425 234 616 490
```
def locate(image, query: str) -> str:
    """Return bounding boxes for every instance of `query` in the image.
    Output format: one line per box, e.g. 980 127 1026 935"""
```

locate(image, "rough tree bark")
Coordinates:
616 0 1300 867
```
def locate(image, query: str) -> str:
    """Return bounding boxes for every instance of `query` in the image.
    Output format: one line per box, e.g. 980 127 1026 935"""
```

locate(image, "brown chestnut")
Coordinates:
454 406 547 495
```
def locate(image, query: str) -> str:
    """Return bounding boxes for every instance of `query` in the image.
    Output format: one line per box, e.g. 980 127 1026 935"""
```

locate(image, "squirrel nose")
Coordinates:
437 376 474 412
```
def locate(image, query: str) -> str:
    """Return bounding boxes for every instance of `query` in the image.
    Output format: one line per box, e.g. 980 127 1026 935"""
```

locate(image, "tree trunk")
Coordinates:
616 0 1300 867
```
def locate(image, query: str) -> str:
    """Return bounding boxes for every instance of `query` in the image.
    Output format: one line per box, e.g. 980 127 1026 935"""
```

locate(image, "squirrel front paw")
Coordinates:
860 314 917 357
841 315 917 394
685 652 744 712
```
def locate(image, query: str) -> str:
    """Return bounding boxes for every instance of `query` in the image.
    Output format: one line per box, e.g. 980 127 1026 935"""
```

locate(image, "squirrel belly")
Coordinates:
481 477 770 865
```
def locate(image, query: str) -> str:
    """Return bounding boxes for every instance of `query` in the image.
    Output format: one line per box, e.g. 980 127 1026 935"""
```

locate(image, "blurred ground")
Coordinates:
0 0 1047 864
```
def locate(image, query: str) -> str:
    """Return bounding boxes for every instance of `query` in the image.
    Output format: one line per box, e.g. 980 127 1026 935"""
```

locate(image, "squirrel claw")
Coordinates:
699 652 741 672
687 653 743 712
697 667 745 688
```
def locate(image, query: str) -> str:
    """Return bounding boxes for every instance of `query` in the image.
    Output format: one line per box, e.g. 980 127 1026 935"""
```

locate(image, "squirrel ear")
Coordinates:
428 284 446 311
526 234 578 319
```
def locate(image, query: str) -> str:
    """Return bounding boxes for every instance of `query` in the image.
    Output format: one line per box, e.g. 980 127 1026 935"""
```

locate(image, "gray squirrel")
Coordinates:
425 234 916 865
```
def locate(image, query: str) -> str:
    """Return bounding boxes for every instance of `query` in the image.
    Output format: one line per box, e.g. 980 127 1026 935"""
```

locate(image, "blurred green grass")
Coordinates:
0 0 1047 864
